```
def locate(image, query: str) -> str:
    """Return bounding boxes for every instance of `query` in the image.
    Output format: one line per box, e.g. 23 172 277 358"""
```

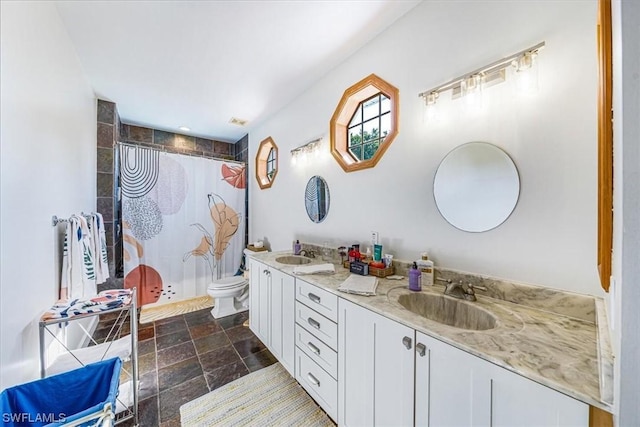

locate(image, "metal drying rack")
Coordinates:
51 213 94 227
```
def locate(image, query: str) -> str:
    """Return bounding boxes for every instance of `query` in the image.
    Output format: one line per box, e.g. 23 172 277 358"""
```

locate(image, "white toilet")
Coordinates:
207 276 249 319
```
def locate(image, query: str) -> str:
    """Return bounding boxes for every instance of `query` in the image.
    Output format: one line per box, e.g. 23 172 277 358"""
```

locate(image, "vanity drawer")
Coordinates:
295 301 338 350
295 279 338 323
295 324 337 379
296 349 338 422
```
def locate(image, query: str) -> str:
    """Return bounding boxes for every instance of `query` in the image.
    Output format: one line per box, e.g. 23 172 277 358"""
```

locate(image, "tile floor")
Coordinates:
94 308 276 426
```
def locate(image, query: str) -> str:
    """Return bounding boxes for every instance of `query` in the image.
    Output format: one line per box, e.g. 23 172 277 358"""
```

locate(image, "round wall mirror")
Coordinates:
305 176 330 223
433 142 520 232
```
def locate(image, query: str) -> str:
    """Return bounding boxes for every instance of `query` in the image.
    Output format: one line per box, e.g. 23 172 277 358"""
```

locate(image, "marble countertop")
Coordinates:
246 250 613 412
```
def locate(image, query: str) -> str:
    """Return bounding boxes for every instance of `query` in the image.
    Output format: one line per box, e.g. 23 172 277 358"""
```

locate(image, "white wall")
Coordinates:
0 2 96 389
611 0 640 424
249 1 602 296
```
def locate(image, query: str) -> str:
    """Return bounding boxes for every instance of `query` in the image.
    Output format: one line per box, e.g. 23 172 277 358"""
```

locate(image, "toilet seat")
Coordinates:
208 276 247 290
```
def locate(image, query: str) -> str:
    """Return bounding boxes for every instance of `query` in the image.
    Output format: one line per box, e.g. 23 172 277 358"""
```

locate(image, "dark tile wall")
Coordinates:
121 125 235 160
96 98 246 290
96 100 122 291
235 134 249 257
234 134 249 163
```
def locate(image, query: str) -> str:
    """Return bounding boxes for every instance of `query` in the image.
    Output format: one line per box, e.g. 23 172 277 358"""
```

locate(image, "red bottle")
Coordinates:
353 244 361 261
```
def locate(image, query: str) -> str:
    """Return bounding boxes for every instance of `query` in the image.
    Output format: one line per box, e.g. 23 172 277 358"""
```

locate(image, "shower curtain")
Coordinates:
119 144 246 307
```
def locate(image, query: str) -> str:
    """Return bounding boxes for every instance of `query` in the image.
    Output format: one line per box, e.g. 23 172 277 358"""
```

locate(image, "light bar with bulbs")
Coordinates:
290 137 323 162
419 41 545 106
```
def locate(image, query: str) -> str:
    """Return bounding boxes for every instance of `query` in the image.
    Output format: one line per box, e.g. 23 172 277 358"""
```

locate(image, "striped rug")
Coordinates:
138 295 214 324
180 363 334 427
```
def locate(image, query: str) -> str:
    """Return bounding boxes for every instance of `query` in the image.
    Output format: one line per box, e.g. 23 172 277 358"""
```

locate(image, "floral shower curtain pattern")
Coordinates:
120 145 246 307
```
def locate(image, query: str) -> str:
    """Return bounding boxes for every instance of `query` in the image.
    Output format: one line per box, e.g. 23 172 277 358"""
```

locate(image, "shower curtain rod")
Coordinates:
51 213 94 227
116 141 246 166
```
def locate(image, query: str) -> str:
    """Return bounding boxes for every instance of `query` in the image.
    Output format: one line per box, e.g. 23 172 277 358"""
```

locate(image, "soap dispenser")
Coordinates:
409 262 422 291
294 240 301 255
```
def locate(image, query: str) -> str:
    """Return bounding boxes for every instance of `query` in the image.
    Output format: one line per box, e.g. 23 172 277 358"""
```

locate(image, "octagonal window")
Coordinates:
330 74 399 172
256 137 278 189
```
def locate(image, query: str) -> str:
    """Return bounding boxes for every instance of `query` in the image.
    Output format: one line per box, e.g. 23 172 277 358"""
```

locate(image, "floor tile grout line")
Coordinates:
154 315 161 424
129 309 278 424
224 325 251 373
187 314 213 391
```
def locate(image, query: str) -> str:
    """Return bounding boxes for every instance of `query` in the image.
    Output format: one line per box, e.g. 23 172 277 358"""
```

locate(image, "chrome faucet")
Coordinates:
438 279 486 302
299 249 315 258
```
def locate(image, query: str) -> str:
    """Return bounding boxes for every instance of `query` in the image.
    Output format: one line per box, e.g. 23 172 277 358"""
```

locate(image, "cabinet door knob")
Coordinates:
307 342 321 356
402 336 413 350
307 373 320 387
308 317 321 330
308 293 321 304
416 342 427 357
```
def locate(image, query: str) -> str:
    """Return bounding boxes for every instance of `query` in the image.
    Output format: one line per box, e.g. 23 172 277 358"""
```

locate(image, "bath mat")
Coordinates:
180 362 334 427
138 295 213 324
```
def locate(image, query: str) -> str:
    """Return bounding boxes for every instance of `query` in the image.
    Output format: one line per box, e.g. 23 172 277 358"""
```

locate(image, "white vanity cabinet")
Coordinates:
294 278 339 422
339 298 589 427
415 331 491 426
248 258 270 343
247 258 295 376
415 331 588 427
338 298 415 427
488 359 589 427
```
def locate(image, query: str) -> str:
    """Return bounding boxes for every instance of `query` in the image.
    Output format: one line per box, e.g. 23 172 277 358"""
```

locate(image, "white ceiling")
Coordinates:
55 1 421 143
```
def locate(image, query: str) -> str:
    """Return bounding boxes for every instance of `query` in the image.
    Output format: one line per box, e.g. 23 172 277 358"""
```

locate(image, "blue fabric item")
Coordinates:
0 357 122 427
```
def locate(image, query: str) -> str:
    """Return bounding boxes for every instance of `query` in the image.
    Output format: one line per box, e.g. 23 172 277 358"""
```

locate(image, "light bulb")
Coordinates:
514 52 539 95
424 103 437 123
462 75 483 110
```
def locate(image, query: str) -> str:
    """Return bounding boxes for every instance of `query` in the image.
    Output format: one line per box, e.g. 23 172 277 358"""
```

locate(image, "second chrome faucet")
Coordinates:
437 278 486 302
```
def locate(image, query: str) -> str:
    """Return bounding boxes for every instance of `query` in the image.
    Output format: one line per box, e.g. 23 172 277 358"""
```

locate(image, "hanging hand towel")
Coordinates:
60 216 83 300
89 212 110 284
61 215 96 300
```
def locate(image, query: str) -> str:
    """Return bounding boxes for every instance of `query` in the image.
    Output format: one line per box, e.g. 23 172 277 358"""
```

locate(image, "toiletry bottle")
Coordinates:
353 244 361 261
373 244 383 261
348 246 356 263
417 254 434 286
409 262 422 291
294 240 301 255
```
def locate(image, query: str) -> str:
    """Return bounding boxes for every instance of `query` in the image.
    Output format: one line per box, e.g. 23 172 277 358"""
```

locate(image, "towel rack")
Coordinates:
51 213 94 227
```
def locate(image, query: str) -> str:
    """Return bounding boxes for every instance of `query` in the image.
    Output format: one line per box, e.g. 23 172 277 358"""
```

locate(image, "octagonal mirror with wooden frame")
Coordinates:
330 74 399 172
256 137 278 189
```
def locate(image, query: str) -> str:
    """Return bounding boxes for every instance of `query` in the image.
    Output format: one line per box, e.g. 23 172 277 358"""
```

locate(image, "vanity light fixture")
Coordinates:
418 41 545 106
424 91 439 122
291 137 324 165
425 91 439 105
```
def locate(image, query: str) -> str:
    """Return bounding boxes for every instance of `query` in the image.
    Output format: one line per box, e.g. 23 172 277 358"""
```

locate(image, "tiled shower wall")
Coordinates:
234 135 249 254
96 99 248 291
96 100 121 291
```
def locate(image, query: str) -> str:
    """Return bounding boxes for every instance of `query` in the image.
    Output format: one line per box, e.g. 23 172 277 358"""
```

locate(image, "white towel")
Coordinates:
89 212 110 284
292 263 335 275
337 274 378 296
61 215 96 299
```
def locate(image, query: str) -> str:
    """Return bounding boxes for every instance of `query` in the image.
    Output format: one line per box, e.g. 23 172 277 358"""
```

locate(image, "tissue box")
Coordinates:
349 261 369 276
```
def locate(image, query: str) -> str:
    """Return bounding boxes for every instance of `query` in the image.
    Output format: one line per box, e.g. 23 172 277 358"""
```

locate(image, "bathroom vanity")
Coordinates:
245 250 612 426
